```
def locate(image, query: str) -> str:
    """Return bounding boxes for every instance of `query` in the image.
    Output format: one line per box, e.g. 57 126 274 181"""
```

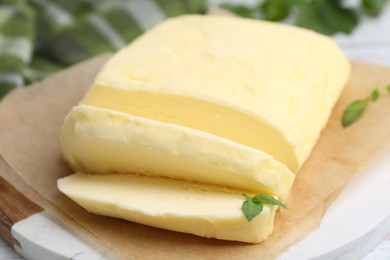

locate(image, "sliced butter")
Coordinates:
59 15 350 243
61 105 294 202
81 15 350 172
58 172 277 243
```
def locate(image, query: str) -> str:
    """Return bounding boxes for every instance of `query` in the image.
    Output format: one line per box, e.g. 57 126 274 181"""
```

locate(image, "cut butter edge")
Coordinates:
61 105 295 202
57 14 351 244
58 172 277 243
84 15 350 172
82 85 299 172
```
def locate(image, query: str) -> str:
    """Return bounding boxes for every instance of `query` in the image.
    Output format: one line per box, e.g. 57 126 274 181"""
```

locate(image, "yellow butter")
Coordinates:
58 172 277 243
82 15 350 172
59 15 351 243
61 105 294 202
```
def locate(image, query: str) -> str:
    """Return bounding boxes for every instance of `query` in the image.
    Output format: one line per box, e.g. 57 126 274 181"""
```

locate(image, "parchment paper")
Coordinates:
1 55 390 259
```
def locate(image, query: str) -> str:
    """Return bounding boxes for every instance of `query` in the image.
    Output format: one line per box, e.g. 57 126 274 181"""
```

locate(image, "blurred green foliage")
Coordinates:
1 0 389 99
221 0 390 35
0 0 205 98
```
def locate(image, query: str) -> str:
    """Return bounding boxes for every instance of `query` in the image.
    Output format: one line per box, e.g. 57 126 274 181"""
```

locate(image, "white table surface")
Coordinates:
0 240 22 260
2 3 390 259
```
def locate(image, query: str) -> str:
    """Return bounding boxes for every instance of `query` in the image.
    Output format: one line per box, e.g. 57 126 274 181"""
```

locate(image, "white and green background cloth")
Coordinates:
0 0 206 98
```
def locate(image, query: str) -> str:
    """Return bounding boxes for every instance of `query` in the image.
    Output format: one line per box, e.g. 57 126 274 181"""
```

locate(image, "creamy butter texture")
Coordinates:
58 173 276 243
59 15 350 243
62 105 294 202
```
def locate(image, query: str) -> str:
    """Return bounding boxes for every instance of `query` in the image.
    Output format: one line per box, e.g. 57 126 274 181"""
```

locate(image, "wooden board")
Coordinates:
0 175 41 246
1 151 390 259
1 55 390 259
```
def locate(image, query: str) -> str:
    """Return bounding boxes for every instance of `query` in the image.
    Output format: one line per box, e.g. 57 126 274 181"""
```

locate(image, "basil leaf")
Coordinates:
323 1 358 34
362 0 390 17
220 4 253 18
342 99 369 127
253 194 287 208
371 87 380 101
261 0 290 21
241 193 286 222
294 1 335 35
242 198 264 222
386 84 390 93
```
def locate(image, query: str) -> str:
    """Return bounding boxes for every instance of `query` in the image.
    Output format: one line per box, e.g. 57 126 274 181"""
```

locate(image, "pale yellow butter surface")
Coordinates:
58 173 277 243
59 15 350 243
61 105 294 202
82 15 350 172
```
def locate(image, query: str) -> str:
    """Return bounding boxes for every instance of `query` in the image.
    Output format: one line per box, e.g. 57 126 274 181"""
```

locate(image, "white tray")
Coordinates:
8 150 390 260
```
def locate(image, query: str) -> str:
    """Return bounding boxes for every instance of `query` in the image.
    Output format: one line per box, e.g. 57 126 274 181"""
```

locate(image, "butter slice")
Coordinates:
81 15 350 172
61 105 294 202
58 173 276 243
59 15 351 243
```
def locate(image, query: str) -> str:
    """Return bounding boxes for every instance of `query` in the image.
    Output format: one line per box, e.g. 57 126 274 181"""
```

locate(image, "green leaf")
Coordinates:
217 0 385 36
362 0 390 17
253 194 287 209
241 193 286 222
294 0 358 35
260 0 290 21
322 1 358 34
342 99 369 127
371 87 380 101
220 4 253 18
294 0 335 35
386 84 390 93
242 198 264 222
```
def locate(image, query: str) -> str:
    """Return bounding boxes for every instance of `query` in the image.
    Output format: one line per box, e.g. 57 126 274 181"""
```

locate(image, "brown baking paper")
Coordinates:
1 55 390 259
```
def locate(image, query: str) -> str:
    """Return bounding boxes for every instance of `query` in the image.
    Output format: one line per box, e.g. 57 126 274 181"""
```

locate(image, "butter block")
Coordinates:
58 172 277 243
81 15 350 172
61 105 294 202
59 15 350 243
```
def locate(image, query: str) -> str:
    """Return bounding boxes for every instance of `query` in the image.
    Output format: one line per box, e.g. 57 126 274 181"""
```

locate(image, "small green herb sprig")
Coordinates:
342 84 390 127
242 193 287 222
